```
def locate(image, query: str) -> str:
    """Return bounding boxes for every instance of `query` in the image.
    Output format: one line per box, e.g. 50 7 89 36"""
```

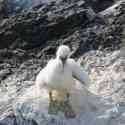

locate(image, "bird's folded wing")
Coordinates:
71 59 91 87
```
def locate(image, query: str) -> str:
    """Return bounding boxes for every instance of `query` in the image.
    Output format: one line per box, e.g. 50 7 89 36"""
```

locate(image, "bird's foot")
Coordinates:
64 94 76 119
64 107 76 119
48 91 76 118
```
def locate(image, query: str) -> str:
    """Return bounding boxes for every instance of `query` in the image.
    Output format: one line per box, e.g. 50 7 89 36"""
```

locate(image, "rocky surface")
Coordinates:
0 0 98 49
0 0 125 125
0 0 115 17
80 50 125 102
0 0 8 19
0 0 123 51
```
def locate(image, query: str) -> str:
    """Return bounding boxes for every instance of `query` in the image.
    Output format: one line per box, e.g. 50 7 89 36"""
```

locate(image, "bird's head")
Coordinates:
56 45 71 64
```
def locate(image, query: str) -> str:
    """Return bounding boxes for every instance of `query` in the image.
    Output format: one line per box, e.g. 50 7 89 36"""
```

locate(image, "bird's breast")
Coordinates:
46 67 73 92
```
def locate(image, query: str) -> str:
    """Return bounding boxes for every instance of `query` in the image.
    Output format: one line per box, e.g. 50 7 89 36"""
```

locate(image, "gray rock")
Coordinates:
0 1 125 125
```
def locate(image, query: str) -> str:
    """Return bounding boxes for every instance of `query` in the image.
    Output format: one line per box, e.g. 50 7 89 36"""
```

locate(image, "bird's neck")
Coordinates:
56 56 67 71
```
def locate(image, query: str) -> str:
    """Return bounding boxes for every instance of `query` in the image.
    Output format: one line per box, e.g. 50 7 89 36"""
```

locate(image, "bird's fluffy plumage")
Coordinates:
35 45 91 110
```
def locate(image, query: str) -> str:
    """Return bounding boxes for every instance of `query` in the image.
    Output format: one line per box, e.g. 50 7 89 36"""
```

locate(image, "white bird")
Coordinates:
35 45 91 113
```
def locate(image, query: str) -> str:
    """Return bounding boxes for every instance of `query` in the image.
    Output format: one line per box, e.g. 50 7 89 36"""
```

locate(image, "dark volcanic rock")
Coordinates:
0 0 123 54
0 0 8 19
0 1 94 49
2 0 115 16
86 0 114 12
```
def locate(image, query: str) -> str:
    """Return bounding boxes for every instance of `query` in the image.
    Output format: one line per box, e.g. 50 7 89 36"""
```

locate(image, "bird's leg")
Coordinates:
49 91 53 102
65 92 76 119
48 91 58 114
66 93 70 102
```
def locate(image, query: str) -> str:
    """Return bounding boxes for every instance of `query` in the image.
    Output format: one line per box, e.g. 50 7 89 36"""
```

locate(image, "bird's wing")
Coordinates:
35 58 56 89
35 68 46 87
70 59 91 87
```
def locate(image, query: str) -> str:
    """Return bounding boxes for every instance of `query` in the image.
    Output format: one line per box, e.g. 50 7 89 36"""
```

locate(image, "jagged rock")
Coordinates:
89 0 114 12
0 0 125 125
0 0 123 52
0 1 96 49
0 0 8 19
80 50 125 102
0 69 12 81
4 0 115 15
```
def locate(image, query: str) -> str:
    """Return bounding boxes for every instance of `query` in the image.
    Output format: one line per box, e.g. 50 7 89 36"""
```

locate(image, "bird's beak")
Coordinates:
60 56 67 65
